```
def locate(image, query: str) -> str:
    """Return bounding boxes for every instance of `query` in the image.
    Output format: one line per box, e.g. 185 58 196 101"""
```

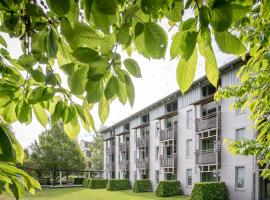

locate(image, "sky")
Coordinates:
2 13 235 148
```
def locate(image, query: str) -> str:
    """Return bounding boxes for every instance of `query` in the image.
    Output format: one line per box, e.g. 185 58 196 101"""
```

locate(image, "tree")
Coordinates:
28 123 86 185
89 132 104 170
0 0 269 198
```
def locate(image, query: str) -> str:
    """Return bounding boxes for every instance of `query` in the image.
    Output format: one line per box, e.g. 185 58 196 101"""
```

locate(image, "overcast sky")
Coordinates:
2 14 235 148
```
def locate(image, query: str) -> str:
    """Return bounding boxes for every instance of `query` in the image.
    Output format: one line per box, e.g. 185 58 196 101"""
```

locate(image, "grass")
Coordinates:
0 188 189 200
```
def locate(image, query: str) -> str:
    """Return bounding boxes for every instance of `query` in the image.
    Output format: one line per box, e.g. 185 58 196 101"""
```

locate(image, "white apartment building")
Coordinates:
101 58 268 200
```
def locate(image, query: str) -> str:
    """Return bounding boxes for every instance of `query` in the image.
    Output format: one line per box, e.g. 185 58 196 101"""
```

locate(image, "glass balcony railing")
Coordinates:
160 155 177 167
195 149 220 165
196 112 221 132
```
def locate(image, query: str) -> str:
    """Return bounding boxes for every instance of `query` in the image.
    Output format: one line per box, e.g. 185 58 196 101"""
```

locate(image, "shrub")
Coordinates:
82 179 90 187
38 178 51 185
190 182 229 200
132 179 152 193
89 179 108 189
106 179 131 191
156 180 182 197
73 178 85 185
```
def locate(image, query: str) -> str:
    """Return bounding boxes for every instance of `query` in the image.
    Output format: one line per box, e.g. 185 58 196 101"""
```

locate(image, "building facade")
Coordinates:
101 58 267 200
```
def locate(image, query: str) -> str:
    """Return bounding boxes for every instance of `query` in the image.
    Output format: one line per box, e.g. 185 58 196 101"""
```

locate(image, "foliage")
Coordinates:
215 2 270 178
28 123 86 185
106 179 130 191
132 179 152 193
89 132 104 170
74 178 85 185
82 179 90 188
155 181 182 197
190 182 229 200
88 179 108 189
0 125 40 199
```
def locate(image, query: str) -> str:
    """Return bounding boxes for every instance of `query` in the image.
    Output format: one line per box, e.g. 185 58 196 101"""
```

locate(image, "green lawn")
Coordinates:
0 188 189 200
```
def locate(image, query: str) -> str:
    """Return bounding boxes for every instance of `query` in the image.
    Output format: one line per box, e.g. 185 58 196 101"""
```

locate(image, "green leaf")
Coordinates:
262 0 270 20
98 95 110 123
0 35 7 48
28 86 55 104
124 58 141 78
141 0 162 14
15 100 32 124
68 66 89 95
60 63 78 76
0 127 16 162
29 67 46 82
181 18 197 31
210 4 232 32
72 47 99 64
26 3 44 17
63 105 77 124
199 6 210 27
47 0 71 16
47 28 58 58
176 46 198 93
18 55 36 68
214 31 246 55
125 74 135 107
170 32 181 59
117 24 131 46
96 0 117 15
33 103 48 127
64 117 80 138
86 80 103 103
144 22 168 59
117 80 127 105
166 1 183 22
104 76 119 100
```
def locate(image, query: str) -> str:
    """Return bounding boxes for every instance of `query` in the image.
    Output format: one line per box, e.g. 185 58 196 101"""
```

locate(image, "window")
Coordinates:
235 167 245 190
202 84 216 97
235 128 245 140
186 139 192 159
124 123 130 131
186 169 192 187
166 100 178 113
186 110 193 129
155 146 159 160
142 114 149 124
155 170 159 184
155 122 159 137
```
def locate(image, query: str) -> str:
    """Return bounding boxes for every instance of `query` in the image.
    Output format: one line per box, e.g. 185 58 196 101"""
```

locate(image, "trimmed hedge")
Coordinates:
38 178 51 185
190 182 229 200
156 181 182 197
74 178 85 185
106 179 131 191
82 179 90 187
132 179 152 193
89 179 108 189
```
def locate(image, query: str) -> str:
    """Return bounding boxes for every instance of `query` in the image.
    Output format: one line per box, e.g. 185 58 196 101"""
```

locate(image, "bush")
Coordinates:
82 179 90 187
156 181 182 197
132 180 152 193
89 179 108 189
73 178 85 185
38 178 51 185
190 182 229 200
106 179 131 191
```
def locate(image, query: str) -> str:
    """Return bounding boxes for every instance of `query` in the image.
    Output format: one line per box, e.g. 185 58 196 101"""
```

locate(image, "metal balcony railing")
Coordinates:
136 158 149 169
160 129 175 141
119 142 129 152
195 149 220 165
160 155 176 167
136 137 149 147
196 112 221 132
106 146 115 155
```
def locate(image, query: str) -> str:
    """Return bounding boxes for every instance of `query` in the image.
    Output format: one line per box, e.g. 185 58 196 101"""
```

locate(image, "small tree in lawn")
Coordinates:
89 132 104 171
29 123 86 185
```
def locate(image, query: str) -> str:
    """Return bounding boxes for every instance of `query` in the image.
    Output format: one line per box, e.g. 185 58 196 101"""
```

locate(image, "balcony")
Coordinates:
136 158 149 169
106 161 115 171
195 149 220 165
119 160 129 171
119 142 129 152
160 155 176 168
160 129 175 141
106 146 115 155
136 137 149 147
196 112 221 132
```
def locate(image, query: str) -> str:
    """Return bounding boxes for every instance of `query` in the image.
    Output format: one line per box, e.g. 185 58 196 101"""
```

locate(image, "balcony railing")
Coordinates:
136 137 149 147
106 146 115 155
160 155 176 168
136 158 149 169
119 142 129 152
160 129 175 141
196 112 221 132
119 160 129 171
195 149 220 165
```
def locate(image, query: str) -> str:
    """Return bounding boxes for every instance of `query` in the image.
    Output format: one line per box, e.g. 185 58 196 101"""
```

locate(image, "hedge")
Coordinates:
132 179 152 193
156 181 182 197
73 178 85 185
106 179 131 191
190 182 229 200
38 178 51 185
82 179 90 187
89 179 108 189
